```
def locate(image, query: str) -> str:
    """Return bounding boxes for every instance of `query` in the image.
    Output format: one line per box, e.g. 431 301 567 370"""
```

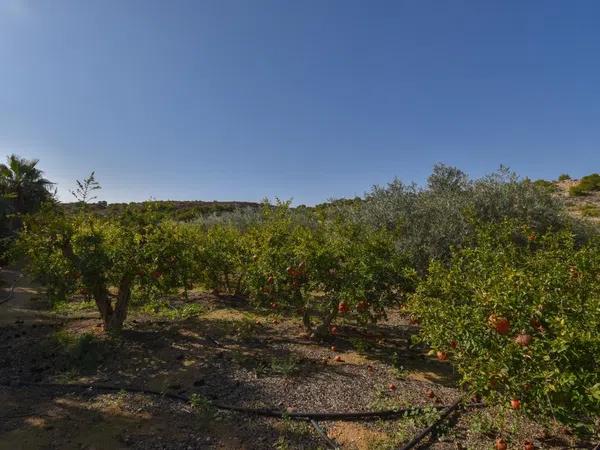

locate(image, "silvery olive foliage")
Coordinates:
193 206 264 230
348 164 575 272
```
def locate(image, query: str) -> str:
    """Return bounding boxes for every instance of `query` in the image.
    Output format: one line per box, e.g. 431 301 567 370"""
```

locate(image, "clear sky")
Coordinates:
1 0 599 204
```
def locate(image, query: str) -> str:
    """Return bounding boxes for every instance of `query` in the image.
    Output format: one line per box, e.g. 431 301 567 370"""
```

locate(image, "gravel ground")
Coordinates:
0 292 596 450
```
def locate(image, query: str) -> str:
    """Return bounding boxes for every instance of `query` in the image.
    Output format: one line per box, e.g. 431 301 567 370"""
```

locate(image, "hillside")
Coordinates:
554 178 600 223
61 200 261 221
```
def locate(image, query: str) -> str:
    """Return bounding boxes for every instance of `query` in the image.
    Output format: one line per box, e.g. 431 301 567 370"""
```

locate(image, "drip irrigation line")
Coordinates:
7 381 483 422
310 419 339 449
397 398 463 450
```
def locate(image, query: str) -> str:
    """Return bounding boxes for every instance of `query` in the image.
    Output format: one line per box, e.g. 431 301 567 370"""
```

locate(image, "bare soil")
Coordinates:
0 271 595 450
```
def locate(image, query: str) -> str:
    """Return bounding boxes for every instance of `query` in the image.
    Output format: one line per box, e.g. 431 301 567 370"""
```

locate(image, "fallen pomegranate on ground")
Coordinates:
495 438 507 450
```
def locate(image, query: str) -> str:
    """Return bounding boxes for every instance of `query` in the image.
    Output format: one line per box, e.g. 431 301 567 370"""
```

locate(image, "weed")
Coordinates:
139 301 205 319
53 330 106 373
580 204 600 218
189 393 216 429
349 336 371 353
53 299 96 314
270 355 301 377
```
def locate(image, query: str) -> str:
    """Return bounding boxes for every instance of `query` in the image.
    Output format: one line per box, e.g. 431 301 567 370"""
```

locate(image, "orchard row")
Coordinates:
15 203 600 430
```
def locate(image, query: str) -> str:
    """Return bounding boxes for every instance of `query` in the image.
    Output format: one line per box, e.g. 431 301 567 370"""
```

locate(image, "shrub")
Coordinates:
197 223 249 294
558 173 571 181
580 204 600 218
301 217 416 336
243 201 311 309
532 179 557 193
569 173 600 196
409 221 600 430
352 165 569 272
135 220 202 301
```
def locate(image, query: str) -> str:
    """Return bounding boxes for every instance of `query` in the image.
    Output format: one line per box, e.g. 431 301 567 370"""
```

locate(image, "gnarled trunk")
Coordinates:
93 283 113 328
93 274 133 333
105 274 133 332
303 298 338 339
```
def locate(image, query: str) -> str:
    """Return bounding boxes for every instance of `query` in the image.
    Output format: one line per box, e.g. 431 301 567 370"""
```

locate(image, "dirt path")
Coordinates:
0 268 53 325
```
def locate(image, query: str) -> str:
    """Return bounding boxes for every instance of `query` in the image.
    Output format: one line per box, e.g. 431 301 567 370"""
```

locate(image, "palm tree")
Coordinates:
0 154 54 215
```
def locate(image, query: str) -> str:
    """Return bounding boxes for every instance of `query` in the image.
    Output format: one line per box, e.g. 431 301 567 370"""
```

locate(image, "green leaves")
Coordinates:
409 220 600 430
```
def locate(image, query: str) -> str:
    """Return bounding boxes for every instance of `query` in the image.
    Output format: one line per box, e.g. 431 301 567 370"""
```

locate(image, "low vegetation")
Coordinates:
3 157 600 444
409 221 600 431
569 173 600 196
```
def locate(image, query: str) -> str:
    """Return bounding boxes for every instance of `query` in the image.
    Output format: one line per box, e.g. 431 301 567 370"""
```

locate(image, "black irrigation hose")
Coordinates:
397 397 462 450
7 381 483 422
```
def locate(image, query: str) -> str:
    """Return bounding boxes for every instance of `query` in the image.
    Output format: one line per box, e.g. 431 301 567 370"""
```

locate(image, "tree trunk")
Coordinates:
93 284 113 328
304 298 338 339
312 306 338 339
106 274 133 332
302 308 312 331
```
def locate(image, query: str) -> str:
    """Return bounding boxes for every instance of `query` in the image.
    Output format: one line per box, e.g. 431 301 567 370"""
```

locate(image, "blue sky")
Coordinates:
1 0 599 204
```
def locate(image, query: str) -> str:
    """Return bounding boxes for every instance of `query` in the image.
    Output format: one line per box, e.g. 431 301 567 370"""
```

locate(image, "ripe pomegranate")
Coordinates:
436 351 448 361
450 340 458 349
515 334 532 347
338 302 349 314
523 441 535 450
489 314 510 335
495 438 507 450
388 383 396 391
511 398 521 410
330 326 338 335
286 266 295 276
